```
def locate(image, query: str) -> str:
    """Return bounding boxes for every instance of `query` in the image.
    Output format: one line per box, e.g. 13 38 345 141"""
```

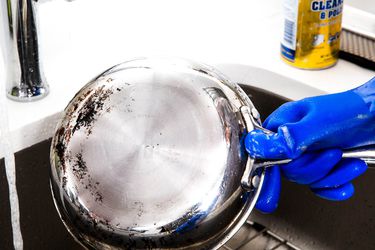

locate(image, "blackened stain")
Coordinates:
134 201 144 218
95 191 103 203
86 174 104 204
55 127 67 172
157 204 202 234
71 152 104 204
103 219 115 232
65 87 94 118
62 176 67 189
72 153 87 180
72 86 114 136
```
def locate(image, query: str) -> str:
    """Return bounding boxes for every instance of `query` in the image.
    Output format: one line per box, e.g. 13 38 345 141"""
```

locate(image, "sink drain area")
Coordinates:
221 220 301 250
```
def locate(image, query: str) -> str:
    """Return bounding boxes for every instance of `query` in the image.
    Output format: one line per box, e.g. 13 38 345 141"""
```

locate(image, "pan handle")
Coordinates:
250 124 375 167
239 105 375 191
342 146 375 165
254 146 375 169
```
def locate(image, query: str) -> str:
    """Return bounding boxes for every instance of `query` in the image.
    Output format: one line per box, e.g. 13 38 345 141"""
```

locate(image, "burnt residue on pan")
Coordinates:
55 81 184 247
53 83 127 212
72 85 122 136
72 86 114 136
54 126 72 173
54 141 66 172
70 152 103 203
72 153 88 180
54 83 124 172
53 87 95 174
61 176 68 190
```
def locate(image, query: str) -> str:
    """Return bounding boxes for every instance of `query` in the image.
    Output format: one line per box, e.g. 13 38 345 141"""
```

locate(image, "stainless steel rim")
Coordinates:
50 57 264 249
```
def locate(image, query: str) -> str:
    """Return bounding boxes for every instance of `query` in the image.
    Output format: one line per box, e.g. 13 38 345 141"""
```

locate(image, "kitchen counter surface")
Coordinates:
0 0 374 155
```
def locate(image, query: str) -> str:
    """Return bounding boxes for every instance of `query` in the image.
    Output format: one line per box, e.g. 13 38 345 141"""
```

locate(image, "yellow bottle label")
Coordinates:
281 0 343 69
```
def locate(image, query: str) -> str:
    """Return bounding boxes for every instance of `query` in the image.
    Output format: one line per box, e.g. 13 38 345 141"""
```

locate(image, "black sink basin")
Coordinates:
1 85 374 250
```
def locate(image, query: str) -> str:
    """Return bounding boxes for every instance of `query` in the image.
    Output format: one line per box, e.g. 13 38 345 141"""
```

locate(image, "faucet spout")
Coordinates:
1 0 49 101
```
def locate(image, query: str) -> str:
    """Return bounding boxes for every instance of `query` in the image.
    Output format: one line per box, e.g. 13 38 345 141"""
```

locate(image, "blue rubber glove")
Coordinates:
247 77 375 213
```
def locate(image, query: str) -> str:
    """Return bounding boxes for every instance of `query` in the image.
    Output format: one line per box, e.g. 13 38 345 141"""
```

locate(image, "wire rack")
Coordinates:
221 220 301 250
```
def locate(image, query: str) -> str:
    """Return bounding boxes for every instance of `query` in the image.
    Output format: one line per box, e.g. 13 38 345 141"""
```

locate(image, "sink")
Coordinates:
0 139 81 249
1 84 374 249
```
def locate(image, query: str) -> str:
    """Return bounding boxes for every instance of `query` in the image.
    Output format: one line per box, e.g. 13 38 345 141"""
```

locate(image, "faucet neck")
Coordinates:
1 0 49 101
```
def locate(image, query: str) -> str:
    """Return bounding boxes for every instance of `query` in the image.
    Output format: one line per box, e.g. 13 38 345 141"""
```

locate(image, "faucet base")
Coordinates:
7 85 49 102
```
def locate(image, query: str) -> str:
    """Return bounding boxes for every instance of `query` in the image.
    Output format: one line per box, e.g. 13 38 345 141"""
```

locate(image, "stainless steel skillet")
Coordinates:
49 57 375 250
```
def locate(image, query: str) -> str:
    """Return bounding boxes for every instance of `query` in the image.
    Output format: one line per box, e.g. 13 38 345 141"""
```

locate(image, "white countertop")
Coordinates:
0 0 374 155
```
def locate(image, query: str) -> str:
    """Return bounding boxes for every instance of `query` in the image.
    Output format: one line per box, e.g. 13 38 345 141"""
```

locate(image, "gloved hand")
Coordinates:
246 77 375 213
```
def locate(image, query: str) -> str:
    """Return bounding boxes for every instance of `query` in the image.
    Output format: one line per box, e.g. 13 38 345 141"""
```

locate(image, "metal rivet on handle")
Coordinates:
251 175 260 188
251 108 260 120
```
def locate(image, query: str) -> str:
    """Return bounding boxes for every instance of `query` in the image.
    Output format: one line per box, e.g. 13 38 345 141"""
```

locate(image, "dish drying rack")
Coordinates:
221 220 301 250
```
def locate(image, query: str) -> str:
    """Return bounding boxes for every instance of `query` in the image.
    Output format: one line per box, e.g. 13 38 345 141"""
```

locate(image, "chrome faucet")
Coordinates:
0 0 49 101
